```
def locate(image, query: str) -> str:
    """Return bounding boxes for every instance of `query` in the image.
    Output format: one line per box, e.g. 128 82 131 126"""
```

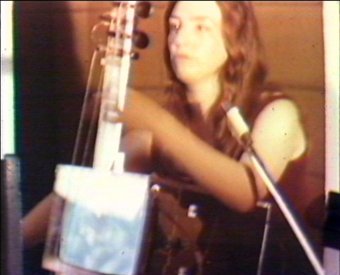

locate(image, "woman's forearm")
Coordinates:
114 91 257 211
22 193 54 248
151 112 257 212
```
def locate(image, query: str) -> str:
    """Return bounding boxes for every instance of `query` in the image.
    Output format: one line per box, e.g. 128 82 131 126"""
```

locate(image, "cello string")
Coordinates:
71 48 102 165
81 57 105 166
118 2 135 111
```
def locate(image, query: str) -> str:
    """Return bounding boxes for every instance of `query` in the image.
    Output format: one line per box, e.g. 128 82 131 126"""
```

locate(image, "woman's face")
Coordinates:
168 1 228 85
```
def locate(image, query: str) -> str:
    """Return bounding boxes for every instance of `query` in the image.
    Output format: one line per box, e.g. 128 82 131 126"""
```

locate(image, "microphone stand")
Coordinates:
226 107 324 275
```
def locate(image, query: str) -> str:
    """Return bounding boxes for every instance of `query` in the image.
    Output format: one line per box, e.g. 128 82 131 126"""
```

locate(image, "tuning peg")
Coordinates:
130 51 140 60
133 31 149 49
136 2 152 18
91 21 110 46
99 12 113 22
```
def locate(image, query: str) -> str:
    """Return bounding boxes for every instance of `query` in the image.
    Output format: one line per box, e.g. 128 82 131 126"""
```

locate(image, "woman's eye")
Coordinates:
196 24 209 32
169 22 180 32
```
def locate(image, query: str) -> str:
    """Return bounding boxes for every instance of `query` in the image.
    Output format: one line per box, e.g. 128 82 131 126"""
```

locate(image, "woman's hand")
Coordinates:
104 89 169 133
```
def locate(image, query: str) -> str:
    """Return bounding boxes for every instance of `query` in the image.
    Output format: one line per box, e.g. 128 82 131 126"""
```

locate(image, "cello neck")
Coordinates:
93 1 137 171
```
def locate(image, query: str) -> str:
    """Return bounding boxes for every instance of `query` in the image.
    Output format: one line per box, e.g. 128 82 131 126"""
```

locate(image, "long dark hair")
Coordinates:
164 1 268 118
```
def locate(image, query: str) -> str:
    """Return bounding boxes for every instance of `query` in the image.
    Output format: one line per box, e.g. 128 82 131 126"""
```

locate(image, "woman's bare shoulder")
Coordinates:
255 97 304 137
252 97 307 162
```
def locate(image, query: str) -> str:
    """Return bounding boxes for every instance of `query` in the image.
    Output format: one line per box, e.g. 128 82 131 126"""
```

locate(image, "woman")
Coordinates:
23 1 313 274
120 0 306 209
112 1 312 274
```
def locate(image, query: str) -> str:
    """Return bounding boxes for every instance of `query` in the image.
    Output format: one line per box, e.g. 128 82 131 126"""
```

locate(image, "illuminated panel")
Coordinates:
1 1 15 158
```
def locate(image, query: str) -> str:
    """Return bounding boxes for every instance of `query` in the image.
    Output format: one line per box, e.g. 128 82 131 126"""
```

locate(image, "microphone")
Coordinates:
226 106 252 148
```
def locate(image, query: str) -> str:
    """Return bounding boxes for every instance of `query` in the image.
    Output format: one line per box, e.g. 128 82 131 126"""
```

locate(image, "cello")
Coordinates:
42 2 153 274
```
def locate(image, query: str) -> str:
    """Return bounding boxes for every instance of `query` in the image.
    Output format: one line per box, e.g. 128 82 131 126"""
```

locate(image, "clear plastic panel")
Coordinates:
42 165 151 275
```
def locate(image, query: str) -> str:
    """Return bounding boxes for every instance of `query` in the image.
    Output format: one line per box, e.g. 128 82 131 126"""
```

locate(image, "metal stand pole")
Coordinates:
226 107 324 275
247 147 324 275
1 154 23 275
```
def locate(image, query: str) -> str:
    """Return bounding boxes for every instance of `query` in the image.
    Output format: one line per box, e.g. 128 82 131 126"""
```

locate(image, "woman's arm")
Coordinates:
22 193 54 248
117 91 307 212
